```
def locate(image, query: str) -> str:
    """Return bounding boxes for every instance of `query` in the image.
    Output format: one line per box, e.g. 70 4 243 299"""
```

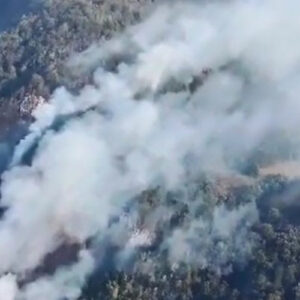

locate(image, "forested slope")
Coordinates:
1 1 300 300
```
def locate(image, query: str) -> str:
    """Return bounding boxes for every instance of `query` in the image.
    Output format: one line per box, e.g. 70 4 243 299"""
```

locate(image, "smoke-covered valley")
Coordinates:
1 0 300 299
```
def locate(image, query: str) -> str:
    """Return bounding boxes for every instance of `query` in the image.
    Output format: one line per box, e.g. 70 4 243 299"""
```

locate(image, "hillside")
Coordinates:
1 1 300 300
0 0 154 134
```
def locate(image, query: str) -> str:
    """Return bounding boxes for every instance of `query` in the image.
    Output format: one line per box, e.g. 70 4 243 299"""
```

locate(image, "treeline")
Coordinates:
79 175 300 300
0 0 154 132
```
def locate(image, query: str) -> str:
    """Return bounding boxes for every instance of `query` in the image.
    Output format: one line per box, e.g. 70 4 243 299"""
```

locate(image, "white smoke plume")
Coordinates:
1 0 300 299
0 274 18 300
19 250 94 300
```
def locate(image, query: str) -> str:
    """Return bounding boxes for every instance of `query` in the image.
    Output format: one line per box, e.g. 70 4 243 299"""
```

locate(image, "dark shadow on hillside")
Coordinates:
0 0 39 31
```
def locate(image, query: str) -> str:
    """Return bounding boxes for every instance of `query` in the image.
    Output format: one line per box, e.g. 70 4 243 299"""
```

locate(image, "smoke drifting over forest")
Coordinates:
1 0 300 299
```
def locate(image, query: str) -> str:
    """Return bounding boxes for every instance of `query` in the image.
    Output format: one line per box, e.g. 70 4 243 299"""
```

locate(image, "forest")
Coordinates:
0 1 300 300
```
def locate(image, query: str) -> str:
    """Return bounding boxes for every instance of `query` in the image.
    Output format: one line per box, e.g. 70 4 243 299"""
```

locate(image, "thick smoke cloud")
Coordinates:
0 274 18 300
1 0 300 299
